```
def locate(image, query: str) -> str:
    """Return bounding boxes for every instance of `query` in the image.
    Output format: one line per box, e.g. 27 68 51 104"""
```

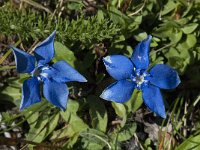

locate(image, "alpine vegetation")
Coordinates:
11 31 87 111
100 35 180 118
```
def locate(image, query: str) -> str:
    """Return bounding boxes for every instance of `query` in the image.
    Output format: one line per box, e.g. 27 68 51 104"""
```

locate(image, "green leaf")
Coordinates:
26 114 48 143
181 23 198 34
112 103 126 126
124 90 143 113
169 30 183 44
108 7 127 28
186 34 197 48
161 1 177 15
134 32 148 41
177 34 197 50
60 99 79 122
168 56 185 74
175 134 200 150
0 77 22 106
50 123 76 140
63 133 80 149
26 113 59 143
97 10 104 21
54 41 76 67
60 99 88 135
81 129 110 150
117 122 137 142
88 95 108 132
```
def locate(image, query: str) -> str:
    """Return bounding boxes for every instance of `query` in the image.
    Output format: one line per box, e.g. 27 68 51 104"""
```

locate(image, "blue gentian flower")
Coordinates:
11 31 87 110
100 35 180 118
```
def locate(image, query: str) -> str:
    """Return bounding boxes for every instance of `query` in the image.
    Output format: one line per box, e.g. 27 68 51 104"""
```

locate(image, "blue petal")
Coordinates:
142 84 166 118
149 64 181 89
43 61 87 83
11 46 36 73
103 55 134 80
100 80 135 103
20 77 41 110
43 79 69 111
131 35 152 70
34 30 56 65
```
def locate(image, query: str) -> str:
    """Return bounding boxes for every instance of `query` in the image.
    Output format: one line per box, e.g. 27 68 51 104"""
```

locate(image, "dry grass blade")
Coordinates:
21 0 52 14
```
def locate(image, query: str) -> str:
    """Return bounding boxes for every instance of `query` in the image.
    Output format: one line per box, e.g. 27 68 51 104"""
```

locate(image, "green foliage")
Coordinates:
175 134 200 150
0 6 120 49
1 0 200 149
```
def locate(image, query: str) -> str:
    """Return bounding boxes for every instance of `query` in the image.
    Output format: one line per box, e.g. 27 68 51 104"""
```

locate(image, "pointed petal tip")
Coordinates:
157 111 166 119
10 46 19 52
19 99 41 111
177 75 181 85
147 35 152 40
81 78 88 82
60 106 66 111
76 73 88 82
34 30 56 65
161 113 166 119
100 91 106 100
11 46 36 73
100 91 113 102
77 77 88 83
9 45 15 50
103 56 112 64
131 35 152 70
51 30 56 38
100 88 113 102
19 106 24 111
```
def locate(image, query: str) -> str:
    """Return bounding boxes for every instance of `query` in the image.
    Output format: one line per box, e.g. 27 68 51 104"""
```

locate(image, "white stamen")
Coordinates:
41 66 49 71
40 72 48 78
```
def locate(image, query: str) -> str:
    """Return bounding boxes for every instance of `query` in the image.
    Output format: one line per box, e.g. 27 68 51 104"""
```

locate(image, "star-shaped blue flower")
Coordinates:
11 31 87 111
100 35 180 118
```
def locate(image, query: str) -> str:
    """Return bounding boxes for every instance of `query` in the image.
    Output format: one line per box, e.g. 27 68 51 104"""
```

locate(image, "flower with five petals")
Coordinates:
100 35 180 118
11 31 87 110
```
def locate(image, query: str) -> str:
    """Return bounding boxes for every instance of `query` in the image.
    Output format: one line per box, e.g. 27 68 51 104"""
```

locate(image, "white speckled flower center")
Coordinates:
131 70 149 90
135 75 145 85
31 66 50 81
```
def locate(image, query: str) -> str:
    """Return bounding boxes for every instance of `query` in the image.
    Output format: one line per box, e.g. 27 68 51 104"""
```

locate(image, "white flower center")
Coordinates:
135 75 145 85
131 70 149 90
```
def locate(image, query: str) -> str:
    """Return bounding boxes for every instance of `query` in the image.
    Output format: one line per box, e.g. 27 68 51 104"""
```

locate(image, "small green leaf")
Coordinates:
60 99 88 134
169 31 183 44
54 41 76 67
175 134 200 150
88 95 108 132
117 122 137 142
26 113 59 143
161 1 177 15
177 34 197 50
181 23 198 34
97 10 104 21
134 32 148 41
186 34 197 48
0 77 22 106
81 129 110 150
112 103 126 126
124 90 143 113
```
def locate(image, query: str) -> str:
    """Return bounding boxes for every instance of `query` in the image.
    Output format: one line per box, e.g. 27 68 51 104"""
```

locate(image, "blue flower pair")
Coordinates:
12 31 180 118
100 35 180 118
11 31 87 110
